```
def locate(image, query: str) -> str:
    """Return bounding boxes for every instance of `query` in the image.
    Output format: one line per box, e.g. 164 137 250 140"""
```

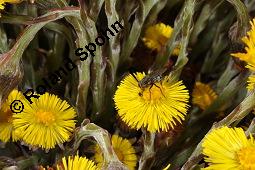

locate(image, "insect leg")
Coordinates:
154 83 166 98
149 84 154 100
139 88 144 97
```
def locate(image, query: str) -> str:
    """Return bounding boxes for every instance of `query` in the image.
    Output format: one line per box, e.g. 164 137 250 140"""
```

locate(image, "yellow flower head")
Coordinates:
202 126 255 170
192 82 217 110
57 155 99 170
142 23 179 55
94 135 137 170
231 18 255 90
0 0 22 10
13 92 76 149
0 89 22 142
114 72 190 132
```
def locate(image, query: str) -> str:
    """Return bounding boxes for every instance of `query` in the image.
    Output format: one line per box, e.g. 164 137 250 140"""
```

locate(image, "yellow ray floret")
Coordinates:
13 92 76 149
163 164 171 170
231 18 255 90
246 65 255 90
142 23 180 55
57 155 99 170
192 82 217 110
0 0 22 10
0 89 23 142
202 126 255 170
114 72 190 132
93 135 137 170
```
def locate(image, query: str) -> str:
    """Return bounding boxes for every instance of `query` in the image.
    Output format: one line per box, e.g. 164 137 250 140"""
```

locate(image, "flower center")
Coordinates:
141 84 164 101
237 146 255 169
36 110 55 126
115 148 124 162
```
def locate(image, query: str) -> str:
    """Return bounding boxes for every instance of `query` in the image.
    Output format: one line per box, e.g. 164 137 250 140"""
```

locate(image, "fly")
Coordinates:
129 67 172 97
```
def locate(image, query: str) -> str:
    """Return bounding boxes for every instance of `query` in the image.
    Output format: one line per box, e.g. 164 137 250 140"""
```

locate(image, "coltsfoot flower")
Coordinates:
94 135 137 170
0 89 22 142
13 92 76 149
114 72 190 132
231 18 255 90
192 82 217 110
142 23 180 55
202 126 255 170
57 155 99 170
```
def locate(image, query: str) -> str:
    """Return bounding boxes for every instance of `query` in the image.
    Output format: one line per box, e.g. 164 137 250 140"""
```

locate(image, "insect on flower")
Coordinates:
129 67 172 98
